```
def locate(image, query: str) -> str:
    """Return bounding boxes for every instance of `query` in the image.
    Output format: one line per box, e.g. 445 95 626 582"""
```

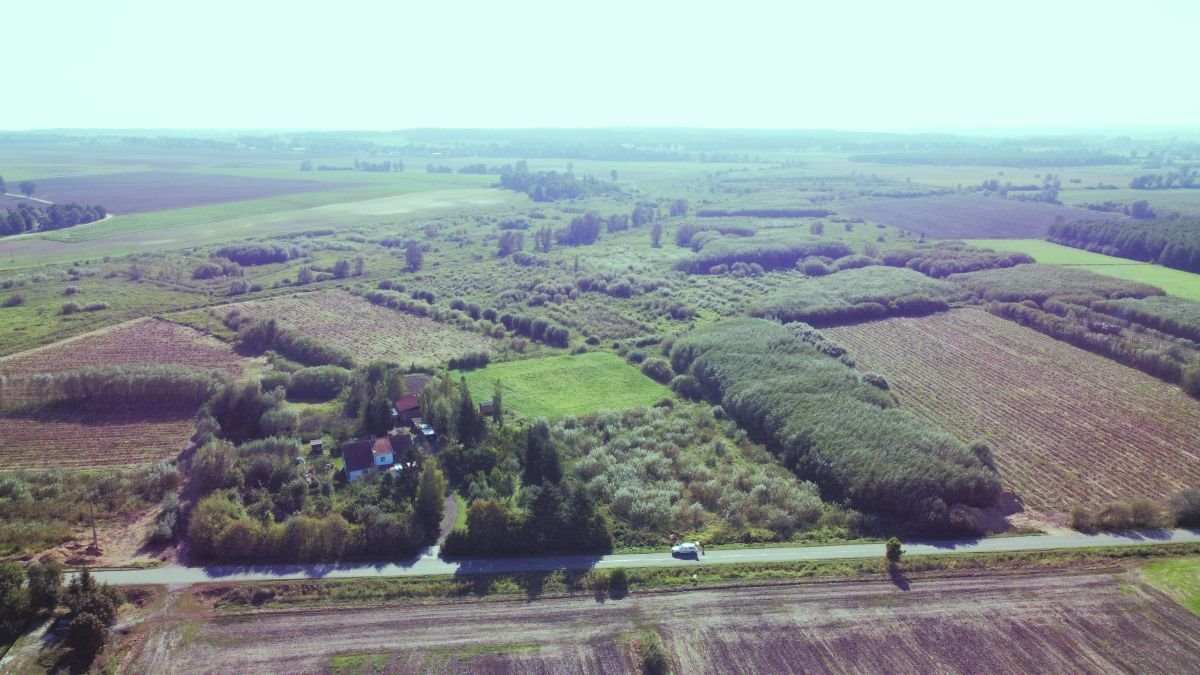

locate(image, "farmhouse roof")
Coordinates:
341 438 375 473
373 433 412 457
394 394 421 414
405 374 431 394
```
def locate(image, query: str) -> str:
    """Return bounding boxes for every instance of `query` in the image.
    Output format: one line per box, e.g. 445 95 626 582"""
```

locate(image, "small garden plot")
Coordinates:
454 352 670 419
0 318 248 376
227 290 496 367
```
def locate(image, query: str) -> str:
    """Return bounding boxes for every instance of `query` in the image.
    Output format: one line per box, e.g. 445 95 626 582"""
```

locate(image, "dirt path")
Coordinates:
436 495 457 545
123 570 1200 674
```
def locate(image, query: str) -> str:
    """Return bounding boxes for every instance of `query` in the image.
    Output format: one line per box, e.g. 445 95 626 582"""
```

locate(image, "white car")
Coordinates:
671 542 700 557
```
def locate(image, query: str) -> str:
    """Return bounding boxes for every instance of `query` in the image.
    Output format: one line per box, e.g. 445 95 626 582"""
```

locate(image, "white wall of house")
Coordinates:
375 452 393 465
347 468 365 481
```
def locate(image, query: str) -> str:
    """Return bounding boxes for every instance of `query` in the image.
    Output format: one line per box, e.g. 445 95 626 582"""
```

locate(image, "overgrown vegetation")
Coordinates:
669 319 1000 533
1048 218 1200 273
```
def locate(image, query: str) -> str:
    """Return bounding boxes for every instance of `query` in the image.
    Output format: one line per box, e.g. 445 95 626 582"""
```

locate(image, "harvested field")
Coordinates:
124 571 1200 674
0 318 247 377
228 290 496 367
0 403 194 469
23 170 360 213
840 194 1116 239
825 309 1200 514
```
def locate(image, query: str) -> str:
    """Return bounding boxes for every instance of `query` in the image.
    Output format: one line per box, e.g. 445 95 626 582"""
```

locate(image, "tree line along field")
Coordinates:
967 238 1200 301
454 352 671 419
220 289 497 368
825 309 1200 515
121 571 1200 674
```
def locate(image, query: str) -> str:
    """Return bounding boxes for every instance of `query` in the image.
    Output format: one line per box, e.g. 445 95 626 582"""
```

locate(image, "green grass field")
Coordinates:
1143 557 1200 616
967 239 1200 301
454 352 671 419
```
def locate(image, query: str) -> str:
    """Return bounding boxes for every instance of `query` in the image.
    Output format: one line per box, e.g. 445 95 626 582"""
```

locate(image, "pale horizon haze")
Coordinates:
4 0 1198 132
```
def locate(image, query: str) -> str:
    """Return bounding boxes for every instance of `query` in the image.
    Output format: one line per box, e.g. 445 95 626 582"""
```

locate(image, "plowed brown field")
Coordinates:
123 572 1200 674
826 309 1200 514
227 290 496 366
0 403 194 469
0 317 247 377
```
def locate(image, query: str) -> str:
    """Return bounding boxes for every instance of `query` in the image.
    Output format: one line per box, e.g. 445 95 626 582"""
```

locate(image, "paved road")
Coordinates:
88 529 1200 587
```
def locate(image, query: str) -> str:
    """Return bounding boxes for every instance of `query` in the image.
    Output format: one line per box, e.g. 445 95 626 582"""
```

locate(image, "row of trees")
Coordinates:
213 243 299 266
676 235 852 273
498 163 620 202
0 202 107 237
1047 218 1200 274
0 364 219 410
1 564 120 668
880 243 1035 278
988 301 1200 397
669 319 1001 532
227 314 355 369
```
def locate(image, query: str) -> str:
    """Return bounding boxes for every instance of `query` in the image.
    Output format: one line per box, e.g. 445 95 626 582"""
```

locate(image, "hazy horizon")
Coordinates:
3 0 1198 131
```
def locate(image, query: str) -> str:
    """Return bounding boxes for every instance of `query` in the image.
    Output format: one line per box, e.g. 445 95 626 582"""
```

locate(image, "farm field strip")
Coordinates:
123 572 1200 674
455 352 671 419
0 404 195 469
0 317 249 377
225 290 496 366
966 238 1200 301
826 309 1200 514
17 170 366 214
837 194 1114 240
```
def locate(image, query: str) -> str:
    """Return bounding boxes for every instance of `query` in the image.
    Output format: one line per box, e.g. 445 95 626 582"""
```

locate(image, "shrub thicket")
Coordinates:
750 267 956 327
882 242 1034 278
949 264 1164 304
676 235 852 274
669 319 1000 531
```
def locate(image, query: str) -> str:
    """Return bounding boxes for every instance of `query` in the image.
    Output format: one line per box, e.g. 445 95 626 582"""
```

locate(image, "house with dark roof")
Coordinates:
342 432 415 481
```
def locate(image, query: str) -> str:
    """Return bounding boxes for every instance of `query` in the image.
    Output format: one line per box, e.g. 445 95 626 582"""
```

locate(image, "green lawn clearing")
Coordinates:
1143 557 1200 616
454 352 671 419
967 239 1200 301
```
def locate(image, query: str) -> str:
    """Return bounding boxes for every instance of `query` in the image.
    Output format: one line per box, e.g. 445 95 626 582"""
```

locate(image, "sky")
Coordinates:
3 0 1198 132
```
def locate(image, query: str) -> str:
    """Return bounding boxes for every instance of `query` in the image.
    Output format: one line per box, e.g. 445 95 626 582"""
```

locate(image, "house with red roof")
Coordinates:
341 432 414 481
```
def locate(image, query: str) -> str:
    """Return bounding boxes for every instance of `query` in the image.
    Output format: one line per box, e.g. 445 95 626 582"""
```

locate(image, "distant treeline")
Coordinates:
881 242 1035 278
695 208 833 218
1047 219 1200 274
669 319 1000 532
1129 167 1196 190
1 203 107 236
498 161 620 202
848 149 1130 167
675 223 754 248
0 365 219 410
676 235 852 274
213 243 299 267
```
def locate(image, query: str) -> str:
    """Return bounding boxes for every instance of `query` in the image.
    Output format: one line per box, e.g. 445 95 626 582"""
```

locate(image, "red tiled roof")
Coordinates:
394 394 420 413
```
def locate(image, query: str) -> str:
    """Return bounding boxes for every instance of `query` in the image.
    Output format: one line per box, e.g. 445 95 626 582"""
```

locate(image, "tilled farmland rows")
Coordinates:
0 318 248 377
826 309 1200 513
0 405 194 469
229 290 496 365
126 572 1200 674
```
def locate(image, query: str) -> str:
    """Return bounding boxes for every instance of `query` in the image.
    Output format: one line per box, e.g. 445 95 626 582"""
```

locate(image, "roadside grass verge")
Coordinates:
1142 556 1200 615
966 239 1200 301
453 352 671 419
199 542 1200 612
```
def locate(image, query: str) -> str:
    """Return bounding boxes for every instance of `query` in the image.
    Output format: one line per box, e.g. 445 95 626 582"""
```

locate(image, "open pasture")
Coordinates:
0 317 248 377
839 194 1116 239
966 239 1200 301
124 572 1200 674
455 352 670 419
226 290 496 367
23 170 363 214
0 403 194 469
825 309 1200 515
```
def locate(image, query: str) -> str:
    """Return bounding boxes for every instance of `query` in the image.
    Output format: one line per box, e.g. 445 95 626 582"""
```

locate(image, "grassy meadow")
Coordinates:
1143 557 1200 616
967 239 1200 301
454 352 671 419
